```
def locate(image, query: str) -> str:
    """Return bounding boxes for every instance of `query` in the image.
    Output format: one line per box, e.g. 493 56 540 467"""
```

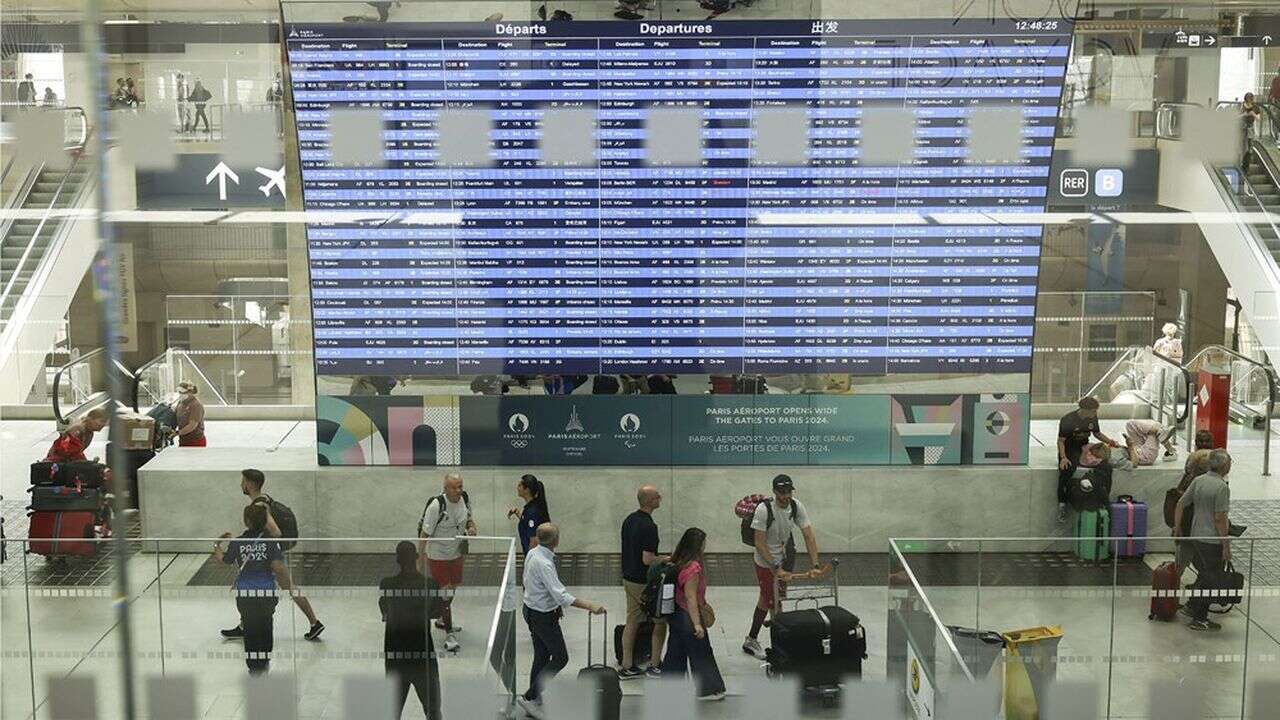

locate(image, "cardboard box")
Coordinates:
118 413 155 451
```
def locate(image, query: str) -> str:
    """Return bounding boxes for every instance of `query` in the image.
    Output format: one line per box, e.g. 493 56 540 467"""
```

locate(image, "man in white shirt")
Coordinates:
520 523 604 715
742 474 820 659
418 473 476 652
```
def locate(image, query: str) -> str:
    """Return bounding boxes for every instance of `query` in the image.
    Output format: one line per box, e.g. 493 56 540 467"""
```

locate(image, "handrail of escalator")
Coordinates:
1155 101 1203 140
0 127 94 327
1186 344 1276 477
131 349 171 412
1083 346 1139 398
52 347 106 425
1207 151 1280 276
1151 349 1194 427
1083 346 1191 425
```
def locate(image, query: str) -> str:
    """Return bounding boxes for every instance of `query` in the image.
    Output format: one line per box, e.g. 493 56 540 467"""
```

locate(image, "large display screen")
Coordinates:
285 19 1073 377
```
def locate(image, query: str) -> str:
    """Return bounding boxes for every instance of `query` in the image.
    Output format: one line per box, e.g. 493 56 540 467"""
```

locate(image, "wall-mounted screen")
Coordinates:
284 18 1073 378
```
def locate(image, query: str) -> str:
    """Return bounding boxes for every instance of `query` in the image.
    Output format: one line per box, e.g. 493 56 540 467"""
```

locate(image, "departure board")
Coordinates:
285 19 1073 376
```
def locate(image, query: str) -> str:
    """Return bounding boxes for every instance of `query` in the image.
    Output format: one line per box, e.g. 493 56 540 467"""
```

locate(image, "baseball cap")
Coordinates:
772 474 795 492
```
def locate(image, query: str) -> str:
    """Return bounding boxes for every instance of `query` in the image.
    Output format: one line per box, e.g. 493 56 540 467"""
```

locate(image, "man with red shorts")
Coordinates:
418 472 476 653
742 474 820 660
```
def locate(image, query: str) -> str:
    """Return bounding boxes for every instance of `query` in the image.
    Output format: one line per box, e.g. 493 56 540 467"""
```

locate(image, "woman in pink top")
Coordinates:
658 527 725 701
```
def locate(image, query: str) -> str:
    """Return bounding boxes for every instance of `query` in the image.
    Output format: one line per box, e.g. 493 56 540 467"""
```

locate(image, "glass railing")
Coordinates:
164 293 308 405
890 535 1280 719
0 536 518 720
1030 291 1159 404
132 348 230 411
1084 345 1192 427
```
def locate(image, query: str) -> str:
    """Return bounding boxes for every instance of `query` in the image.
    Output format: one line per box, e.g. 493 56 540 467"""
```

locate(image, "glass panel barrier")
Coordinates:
1031 291 1158 405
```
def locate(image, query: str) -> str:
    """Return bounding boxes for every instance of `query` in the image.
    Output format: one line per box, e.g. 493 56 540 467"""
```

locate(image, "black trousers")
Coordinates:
1057 462 1078 504
193 105 210 133
523 606 568 701
237 595 278 674
1187 542 1226 622
387 660 440 720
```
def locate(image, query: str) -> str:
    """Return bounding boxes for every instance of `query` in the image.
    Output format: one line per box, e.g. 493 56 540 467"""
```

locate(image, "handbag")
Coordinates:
701 603 716 629
1209 561 1245 606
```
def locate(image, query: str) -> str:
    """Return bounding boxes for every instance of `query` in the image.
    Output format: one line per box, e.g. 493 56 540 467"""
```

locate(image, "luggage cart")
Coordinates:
764 559 851 707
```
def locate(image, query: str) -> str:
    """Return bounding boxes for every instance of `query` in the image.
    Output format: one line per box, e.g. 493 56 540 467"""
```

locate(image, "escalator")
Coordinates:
0 107 98 405
50 346 228 429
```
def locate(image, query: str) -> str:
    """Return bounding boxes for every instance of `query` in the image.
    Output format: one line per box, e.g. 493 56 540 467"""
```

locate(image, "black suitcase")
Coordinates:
578 611 621 720
28 485 104 512
613 621 652 668
105 443 156 508
767 606 866 687
31 461 109 489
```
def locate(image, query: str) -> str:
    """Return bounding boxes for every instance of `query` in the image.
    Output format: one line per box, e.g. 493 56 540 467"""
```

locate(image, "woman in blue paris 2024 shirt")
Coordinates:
214 503 286 675
508 474 551 555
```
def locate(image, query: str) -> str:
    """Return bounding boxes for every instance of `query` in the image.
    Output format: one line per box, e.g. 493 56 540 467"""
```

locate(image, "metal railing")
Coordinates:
1187 344 1276 476
1155 101 1203 140
131 347 229 410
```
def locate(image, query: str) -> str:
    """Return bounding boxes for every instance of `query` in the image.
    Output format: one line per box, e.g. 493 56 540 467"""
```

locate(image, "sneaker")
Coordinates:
742 636 765 659
1056 503 1067 523
697 692 726 702
618 666 644 680
445 633 461 652
304 621 325 641
1187 619 1222 631
645 666 662 679
221 624 244 639
614 9 643 19
516 696 544 719
484 12 504 21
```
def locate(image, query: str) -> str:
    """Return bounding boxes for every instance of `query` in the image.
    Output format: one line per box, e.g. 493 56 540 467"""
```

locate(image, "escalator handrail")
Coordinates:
1155 101 1203 139
1207 157 1280 286
131 349 172 412
0 129 94 324
1150 349 1194 425
52 347 106 425
1083 346 1140 399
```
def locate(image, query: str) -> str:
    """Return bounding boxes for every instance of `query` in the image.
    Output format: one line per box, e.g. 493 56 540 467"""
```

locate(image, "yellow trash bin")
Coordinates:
1002 625 1063 720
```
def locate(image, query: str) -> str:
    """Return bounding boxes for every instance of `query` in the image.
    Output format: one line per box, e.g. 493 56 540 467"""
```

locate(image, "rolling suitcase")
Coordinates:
767 606 866 686
613 620 652 668
578 611 621 720
1109 495 1147 558
1149 561 1180 621
27 511 98 557
28 485 103 512
30 461 109 489
1073 508 1110 563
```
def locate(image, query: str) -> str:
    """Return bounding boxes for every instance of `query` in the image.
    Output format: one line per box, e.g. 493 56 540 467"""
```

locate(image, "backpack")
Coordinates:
258 495 298 550
640 559 677 619
1067 465 1113 511
419 491 473 554
736 495 798 570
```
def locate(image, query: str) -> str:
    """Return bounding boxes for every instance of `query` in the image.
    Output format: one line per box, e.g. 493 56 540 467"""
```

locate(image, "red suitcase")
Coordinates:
1149 561 1180 621
27 511 99 557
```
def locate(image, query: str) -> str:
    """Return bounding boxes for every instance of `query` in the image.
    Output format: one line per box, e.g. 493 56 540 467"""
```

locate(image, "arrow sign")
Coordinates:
1266 35 1274 45
1206 35 1217 46
205 161 240 201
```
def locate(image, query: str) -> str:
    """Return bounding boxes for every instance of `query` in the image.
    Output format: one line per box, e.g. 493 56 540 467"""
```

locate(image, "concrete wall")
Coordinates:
139 447 1182 555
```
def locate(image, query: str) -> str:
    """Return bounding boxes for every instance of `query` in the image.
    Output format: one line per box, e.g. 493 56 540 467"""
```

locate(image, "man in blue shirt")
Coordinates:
519 523 605 715
213 503 287 675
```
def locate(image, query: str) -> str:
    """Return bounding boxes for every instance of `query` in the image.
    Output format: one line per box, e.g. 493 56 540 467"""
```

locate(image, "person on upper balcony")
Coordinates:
174 382 206 447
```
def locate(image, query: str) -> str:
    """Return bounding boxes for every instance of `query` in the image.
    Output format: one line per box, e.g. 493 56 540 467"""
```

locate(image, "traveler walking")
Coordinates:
507 473 550 555
176 73 190 131
1242 93 1263 171
380 541 442 720
1174 449 1234 631
658 527 726 701
519 522 605 715
221 469 325 641
743 474 819 660
213 503 286 674
174 382 207 447
189 80 213 135
1057 397 1119 519
17 73 36 107
619 484 667 679
418 472 476 653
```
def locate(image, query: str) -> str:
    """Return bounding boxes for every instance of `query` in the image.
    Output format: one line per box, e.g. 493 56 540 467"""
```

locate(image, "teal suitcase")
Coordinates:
1074 508 1110 563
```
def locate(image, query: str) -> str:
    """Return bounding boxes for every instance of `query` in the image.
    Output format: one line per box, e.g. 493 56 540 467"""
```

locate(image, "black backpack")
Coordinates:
739 498 799 570
1067 465 1113 511
418 491 472 537
259 495 298 550
640 559 677 619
